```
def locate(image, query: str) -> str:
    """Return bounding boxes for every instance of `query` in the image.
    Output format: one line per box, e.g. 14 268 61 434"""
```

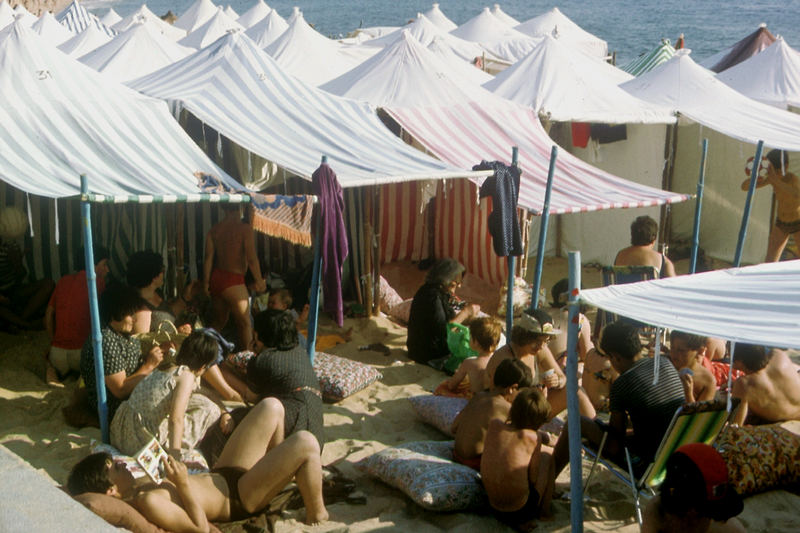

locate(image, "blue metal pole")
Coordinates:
689 138 708 273
81 176 109 443
307 155 326 364
531 145 557 311
505 147 519 340
567 251 583 531
734 140 764 266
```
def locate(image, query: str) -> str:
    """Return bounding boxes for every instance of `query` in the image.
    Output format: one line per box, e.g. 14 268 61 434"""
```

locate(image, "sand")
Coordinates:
1 257 798 532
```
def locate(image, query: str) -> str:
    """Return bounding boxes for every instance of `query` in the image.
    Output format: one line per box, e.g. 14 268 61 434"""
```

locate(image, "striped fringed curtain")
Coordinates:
378 181 430 264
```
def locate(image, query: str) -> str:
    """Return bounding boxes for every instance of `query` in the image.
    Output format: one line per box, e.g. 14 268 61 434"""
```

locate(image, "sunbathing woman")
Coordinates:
110 330 233 459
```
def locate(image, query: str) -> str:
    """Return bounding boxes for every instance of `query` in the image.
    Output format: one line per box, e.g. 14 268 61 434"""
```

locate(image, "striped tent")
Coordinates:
621 39 676 76
56 0 115 37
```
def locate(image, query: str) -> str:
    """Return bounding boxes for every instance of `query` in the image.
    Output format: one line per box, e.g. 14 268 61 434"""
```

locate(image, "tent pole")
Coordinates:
531 145 558 311
734 140 764 266
690 139 708 273
567 251 584 532
506 147 519 339
307 156 326 365
81 175 109 443
659 123 678 245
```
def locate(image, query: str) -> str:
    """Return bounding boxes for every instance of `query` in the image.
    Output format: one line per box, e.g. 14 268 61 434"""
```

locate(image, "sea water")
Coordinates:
81 0 800 66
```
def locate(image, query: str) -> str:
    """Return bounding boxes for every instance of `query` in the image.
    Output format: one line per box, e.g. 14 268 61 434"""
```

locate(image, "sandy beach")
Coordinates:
1 257 798 532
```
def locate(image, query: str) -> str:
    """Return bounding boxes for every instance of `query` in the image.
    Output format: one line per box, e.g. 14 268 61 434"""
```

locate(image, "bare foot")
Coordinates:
46 362 64 388
304 508 329 525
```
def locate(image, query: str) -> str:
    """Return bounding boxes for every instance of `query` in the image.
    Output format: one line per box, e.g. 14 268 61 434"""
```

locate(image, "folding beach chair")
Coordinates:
582 398 737 527
593 266 659 339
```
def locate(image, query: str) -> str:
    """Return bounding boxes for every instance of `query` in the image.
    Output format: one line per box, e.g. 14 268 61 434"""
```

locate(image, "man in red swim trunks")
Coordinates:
204 203 266 350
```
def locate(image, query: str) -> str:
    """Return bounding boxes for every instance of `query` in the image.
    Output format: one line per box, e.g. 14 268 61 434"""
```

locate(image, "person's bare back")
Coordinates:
208 217 249 275
480 418 540 512
581 347 619 411
614 246 674 277
452 391 511 460
733 350 800 424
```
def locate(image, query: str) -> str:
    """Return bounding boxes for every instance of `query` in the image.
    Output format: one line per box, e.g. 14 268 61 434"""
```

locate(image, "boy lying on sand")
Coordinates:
481 387 555 532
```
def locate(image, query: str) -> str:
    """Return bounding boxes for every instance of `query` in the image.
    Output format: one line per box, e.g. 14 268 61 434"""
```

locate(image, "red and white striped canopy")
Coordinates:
387 100 689 215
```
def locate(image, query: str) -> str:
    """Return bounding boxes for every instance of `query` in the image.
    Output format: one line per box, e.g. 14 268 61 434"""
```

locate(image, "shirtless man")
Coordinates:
668 331 717 404
204 203 266 350
614 215 676 278
731 343 800 426
741 149 800 262
67 398 328 531
451 359 533 469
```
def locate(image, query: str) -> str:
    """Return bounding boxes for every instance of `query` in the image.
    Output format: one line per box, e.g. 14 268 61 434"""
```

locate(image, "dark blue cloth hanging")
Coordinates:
474 160 523 257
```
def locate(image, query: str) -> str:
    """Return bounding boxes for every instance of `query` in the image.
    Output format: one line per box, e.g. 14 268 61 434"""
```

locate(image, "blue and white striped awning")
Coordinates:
130 31 480 188
56 0 116 38
0 22 242 201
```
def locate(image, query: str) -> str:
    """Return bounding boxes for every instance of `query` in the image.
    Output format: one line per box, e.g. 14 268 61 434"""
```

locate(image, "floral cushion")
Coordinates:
313 352 382 403
387 298 413 324
716 423 800 496
408 395 468 437
355 440 486 512
379 275 404 312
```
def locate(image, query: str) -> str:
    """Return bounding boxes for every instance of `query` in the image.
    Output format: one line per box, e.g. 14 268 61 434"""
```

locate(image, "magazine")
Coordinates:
135 436 169 484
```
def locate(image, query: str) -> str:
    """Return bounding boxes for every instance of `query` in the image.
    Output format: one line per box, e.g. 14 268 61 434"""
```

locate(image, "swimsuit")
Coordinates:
453 448 481 471
494 485 541 525
775 218 800 235
211 466 250 521
208 269 245 296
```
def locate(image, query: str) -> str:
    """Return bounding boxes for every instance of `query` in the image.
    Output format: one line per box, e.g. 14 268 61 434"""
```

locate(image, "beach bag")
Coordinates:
443 323 477 374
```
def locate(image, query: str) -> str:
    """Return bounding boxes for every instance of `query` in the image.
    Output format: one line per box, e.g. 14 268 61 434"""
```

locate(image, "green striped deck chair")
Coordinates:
583 398 737 526
594 265 658 339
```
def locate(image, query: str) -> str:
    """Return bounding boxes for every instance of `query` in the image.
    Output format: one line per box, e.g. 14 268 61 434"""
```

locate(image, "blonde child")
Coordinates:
436 317 503 397
481 387 554 531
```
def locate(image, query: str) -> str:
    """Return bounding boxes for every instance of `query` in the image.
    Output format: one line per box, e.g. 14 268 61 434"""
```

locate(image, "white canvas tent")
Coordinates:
514 7 607 59
0 2 14 30
59 23 111 56
237 0 271 29
0 21 238 198
490 4 520 27
178 7 242 49
717 38 800 110
56 0 115 37
450 6 539 63
421 3 457 32
30 11 75 46
11 3 35 26
173 0 217 33
223 6 238 20
483 35 674 124
243 8 287 48
98 8 121 28
112 4 187 41
580 260 800 348
130 31 476 188
264 12 376 85
81 23 194 83
427 36 493 85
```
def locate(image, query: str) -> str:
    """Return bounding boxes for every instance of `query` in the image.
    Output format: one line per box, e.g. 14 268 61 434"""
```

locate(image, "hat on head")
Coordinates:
515 309 560 336
665 443 743 521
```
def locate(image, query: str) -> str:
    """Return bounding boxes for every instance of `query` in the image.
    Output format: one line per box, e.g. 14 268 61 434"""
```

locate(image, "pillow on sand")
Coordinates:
379 275 404 312
313 352 382 403
355 440 486 512
73 492 168 533
408 395 468 437
387 298 413 324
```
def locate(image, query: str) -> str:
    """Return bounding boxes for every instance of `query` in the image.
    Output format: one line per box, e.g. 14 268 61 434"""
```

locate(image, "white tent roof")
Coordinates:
450 7 539 63
427 35 493 86
491 4 520 27
223 6 238 20
98 8 121 27
365 13 487 63
112 4 186 41
483 35 674 124
0 2 14 30
173 0 217 33
0 22 238 199
58 22 111 56
717 38 800 109
56 0 115 37
11 4 36 26
265 12 374 85
130 31 477 187
81 22 194 82
30 11 75 46
514 7 607 59
178 7 242 49
621 49 800 151
237 0 270 29
321 29 489 107
579 260 800 347
286 6 302 24
243 8 287 48
422 3 457 32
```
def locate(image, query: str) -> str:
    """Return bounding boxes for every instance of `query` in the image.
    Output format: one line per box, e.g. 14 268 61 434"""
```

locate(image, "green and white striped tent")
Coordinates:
621 39 676 76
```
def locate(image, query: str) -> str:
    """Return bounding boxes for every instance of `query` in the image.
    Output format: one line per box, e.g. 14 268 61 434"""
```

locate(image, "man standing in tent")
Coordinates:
741 149 800 262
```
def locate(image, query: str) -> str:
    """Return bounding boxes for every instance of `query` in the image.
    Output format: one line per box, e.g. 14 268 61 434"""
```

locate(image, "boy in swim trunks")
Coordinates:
481 387 554 531
67 398 328 530
740 149 800 262
204 203 266 350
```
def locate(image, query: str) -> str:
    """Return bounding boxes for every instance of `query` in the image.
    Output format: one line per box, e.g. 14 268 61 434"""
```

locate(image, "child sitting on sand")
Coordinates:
435 317 503 397
451 359 533 469
481 387 554 532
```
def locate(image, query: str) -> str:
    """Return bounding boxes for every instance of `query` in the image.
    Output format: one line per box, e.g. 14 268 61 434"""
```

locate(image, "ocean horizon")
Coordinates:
80 0 800 65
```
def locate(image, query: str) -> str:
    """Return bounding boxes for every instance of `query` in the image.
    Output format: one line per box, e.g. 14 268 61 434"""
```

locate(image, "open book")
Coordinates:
135 436 168 484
